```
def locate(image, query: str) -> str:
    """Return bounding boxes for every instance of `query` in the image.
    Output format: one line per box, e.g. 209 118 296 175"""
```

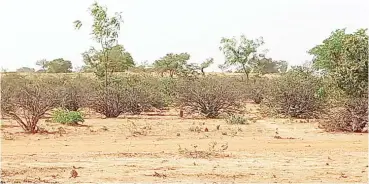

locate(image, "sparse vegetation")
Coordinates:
225 114 248 125
178 141 229 158
1 1 368 183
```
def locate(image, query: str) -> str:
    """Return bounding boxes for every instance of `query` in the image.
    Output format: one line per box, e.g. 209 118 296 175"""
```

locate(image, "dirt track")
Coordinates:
1 106 368 183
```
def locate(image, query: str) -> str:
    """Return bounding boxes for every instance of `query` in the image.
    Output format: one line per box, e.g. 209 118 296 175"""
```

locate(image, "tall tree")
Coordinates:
153 53 190 77
36 59 49 71
308 28 368 97
219 34 264 80
199 58 214 76
45 58 73 73
74 2 124 86
82 44 134 75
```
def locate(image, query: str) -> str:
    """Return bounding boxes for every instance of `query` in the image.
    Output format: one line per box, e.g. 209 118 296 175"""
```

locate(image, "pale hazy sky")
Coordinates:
0 0 368 71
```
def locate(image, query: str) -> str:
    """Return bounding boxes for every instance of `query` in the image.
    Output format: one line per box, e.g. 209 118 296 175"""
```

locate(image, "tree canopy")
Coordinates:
74 2 125 83
308 28 368 97
81 44 134 75
153 53 191 77
16 67 35 73
219 34 264 80
252 58 288 75
35 58 72 73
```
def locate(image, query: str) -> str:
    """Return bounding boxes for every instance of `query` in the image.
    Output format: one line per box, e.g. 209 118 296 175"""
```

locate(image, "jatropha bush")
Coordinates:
249 77 269 104
321 95 368 132
1 73 63 133
85 76 126 118
177 76 243 118
60 74 90 111
85 74 168 117
261 67 326 118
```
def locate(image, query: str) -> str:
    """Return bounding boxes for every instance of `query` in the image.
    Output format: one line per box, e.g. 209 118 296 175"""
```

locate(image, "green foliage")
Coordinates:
51 108 84 124
16 67 35 73
219 34 264 80
158 77 178 106
153 53 191 77
46 58 73 73
81 44 134 76
199 58 214 75
35 58 72 73
308 28 368 97
74 2 125 85
36 59 49 71
262 67 325 118
225 114 248 125
253 58 288 75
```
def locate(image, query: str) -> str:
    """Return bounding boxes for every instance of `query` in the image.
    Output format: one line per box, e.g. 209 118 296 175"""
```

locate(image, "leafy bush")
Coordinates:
51 108 84 124
308 28 368 98
158 77 178 107
261 67 325 118
225 114 248 125
177 76 243 118
321 96 368 132
1 74 63 133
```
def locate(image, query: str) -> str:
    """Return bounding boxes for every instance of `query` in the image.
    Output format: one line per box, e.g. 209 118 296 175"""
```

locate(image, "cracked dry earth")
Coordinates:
1 105 368 183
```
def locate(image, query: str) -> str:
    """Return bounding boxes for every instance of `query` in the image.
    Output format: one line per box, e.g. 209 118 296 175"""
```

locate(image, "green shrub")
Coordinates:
225 114 248 125
261 67 326 118
158 77 178 107
51 108 84 124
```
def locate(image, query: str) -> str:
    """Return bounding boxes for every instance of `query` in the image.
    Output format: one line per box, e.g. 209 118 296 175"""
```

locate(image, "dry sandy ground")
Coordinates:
1 105 368 183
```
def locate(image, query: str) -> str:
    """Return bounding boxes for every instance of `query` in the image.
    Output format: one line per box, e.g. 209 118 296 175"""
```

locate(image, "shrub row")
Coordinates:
1 70 366 133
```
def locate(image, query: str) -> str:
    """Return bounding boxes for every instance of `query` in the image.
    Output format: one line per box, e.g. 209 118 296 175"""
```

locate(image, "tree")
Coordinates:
153 53 190 77
36 59 49 71
74 2 124 86
218 64 231 72
252 57 288 75
219 34 264 80
82 44 134 75
46 58 73 73
199 58 214 76
308 28 368 97
16 67 35 73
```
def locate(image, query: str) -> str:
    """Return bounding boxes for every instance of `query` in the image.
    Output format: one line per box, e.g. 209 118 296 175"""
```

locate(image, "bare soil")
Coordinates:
1 104 368 183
